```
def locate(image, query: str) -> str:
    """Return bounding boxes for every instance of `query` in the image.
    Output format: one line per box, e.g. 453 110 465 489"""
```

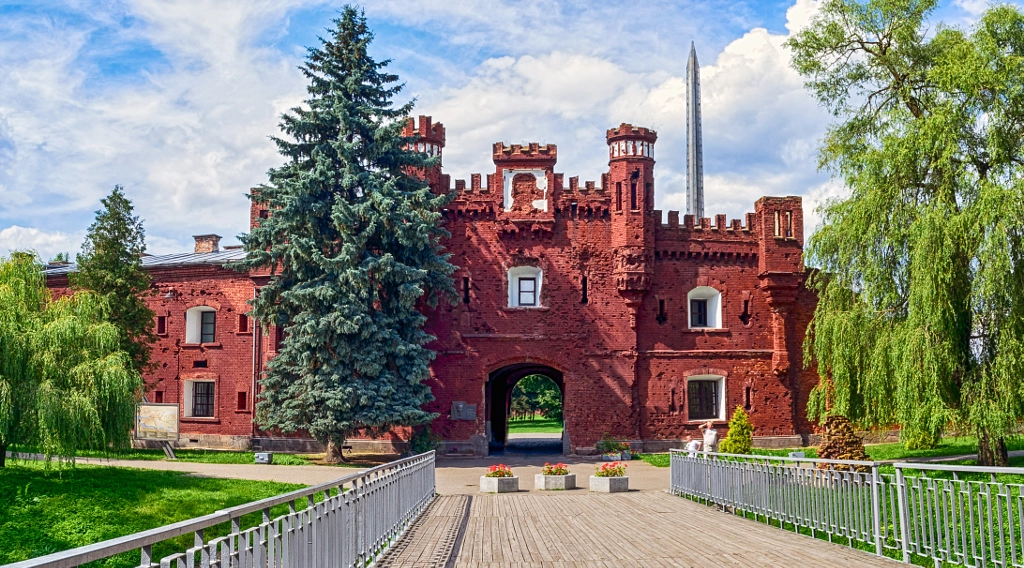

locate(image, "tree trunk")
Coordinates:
0 443 6 468
325 441 347 464
978 431 1009 467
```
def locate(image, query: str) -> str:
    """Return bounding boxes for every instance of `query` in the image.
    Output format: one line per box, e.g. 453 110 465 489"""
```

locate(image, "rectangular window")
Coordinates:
688 379 719 420
581 276 588 304
630 179 638 210
616 182 622 211
570 202 578 219
238 314 249 333
154 391 163 403
156 316 167 335
518 277 536 306
785 211 793 238
657 299 667 324
774 210 781 237
237 392 248 411
192 360 208 368
463 277 470 304
200 311 216 343
690 299 708 327
274 326 284 351
192 382 215 418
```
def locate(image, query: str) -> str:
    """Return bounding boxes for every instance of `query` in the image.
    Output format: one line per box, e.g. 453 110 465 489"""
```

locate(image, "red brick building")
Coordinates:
45 117 817 455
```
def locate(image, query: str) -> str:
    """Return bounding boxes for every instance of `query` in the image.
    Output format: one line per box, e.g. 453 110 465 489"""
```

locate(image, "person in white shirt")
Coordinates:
684 435 701 457
699 421 718 454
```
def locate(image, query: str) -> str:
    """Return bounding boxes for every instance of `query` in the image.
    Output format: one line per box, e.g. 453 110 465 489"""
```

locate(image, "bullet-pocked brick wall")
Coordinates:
45 116 820 453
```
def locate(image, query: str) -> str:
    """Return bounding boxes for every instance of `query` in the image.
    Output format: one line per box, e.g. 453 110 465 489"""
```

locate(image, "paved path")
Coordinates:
435 456 667 494
6 452 360 485
377 491 900 567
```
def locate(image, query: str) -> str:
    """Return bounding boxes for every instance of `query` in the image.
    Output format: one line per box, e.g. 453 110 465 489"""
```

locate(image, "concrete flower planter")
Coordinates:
480 476 519 493
590 475 629 493
535 473 576 490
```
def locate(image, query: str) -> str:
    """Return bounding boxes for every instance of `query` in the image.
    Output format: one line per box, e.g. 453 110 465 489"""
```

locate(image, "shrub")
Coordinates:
596 433 629 453
594 462 627 477
719 407 754 455
409 425 441 455
542 462 569 476
485 464 514 478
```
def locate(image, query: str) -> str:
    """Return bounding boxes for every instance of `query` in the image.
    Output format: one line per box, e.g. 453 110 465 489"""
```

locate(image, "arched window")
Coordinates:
507 266 543 308
687 286 722 329
185 306 217 344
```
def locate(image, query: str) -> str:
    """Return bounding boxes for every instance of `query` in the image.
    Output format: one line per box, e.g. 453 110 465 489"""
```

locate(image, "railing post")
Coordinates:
870 464 883 557
896 466 912 564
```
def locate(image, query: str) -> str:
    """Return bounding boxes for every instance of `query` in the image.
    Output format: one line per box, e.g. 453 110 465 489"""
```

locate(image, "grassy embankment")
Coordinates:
637 436 1024 468
0 461 307 567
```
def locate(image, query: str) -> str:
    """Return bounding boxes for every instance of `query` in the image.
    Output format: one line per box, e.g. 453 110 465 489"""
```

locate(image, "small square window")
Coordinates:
154 391 164 403
192 382 215 418
518 277 536 306
156 316 167 335
200 311 216 343
688 379 719 420
238 314 249 333
690 299 708 327
237 392 248 411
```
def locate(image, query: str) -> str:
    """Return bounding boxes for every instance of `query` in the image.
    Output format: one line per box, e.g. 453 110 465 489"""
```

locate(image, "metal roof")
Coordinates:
44 249 248 276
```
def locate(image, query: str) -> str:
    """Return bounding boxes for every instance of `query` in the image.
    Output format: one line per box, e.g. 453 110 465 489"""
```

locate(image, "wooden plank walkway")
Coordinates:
378 492 901 567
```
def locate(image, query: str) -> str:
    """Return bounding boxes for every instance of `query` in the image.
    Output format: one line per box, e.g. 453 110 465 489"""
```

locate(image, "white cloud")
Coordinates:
0 0 839 254
419 0 832 225
0 226 83 260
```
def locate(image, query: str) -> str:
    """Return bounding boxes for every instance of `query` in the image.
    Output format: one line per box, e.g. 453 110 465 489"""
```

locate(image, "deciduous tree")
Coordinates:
0 253 142 467
788 0 1024 465
236 7 456 462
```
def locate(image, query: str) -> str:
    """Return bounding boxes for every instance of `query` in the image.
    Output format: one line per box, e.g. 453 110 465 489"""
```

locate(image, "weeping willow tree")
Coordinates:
0 253 142 466
789 0 1024 465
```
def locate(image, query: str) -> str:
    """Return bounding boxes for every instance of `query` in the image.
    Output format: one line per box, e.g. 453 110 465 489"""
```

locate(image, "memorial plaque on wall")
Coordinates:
451 401 477 421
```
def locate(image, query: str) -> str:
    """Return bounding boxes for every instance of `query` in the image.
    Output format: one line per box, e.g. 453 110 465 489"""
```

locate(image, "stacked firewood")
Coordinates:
817 415 870 472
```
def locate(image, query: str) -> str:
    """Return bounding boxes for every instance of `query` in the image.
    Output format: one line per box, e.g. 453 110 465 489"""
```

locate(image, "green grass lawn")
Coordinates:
0 461 306 567
639 436 1024 467
507 417 562 434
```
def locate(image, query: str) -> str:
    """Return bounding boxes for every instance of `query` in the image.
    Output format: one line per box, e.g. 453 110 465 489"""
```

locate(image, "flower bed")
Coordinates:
591 461 628 492
481 464 518 493
536 462 575 490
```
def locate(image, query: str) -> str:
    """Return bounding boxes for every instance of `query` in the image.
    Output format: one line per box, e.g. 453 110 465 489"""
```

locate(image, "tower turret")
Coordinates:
606 123 658 329
402 115 447 191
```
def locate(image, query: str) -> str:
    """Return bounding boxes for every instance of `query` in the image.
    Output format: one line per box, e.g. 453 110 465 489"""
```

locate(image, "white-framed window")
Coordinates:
185 307 217 344
687 375 725 421
183 380 216 418
507 266 543 308
687 287 722 329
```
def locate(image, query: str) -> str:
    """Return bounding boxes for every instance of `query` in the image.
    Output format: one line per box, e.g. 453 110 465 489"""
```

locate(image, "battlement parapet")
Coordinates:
606 123 656 161
655 210 758 240
402 115 446 145
606 123 658 143
492 142 558 165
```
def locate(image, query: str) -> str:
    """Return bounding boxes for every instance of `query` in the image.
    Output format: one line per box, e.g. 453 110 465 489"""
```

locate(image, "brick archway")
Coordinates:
486 362 564 454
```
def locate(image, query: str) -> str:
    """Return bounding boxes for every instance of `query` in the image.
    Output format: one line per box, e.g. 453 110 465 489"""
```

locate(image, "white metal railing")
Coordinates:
670 449 1024 567
5 451 435 568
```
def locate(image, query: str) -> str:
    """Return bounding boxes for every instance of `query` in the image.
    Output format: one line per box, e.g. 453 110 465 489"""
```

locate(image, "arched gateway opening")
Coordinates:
486 363 564 455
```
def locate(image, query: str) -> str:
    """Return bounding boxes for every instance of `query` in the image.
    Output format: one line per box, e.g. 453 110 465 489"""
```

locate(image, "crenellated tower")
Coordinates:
607 123 658 329
402 115 448 192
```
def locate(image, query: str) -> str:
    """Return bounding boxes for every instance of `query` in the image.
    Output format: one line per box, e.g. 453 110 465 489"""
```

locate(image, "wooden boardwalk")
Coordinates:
377 491 900 567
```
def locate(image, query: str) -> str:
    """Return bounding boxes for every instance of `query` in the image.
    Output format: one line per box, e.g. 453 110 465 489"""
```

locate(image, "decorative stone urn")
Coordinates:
480 476 519 493
535 473 576 491
590 475 629 493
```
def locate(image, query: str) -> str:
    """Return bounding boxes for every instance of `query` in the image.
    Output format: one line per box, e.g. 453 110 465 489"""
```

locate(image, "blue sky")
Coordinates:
0 0 1004 258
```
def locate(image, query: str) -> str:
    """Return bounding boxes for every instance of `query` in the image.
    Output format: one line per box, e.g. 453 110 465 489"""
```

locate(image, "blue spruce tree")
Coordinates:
237 7 456 461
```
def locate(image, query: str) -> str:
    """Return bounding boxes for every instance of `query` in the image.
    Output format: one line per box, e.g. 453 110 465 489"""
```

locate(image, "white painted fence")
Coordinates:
670 449 1024 567
4 451 435 568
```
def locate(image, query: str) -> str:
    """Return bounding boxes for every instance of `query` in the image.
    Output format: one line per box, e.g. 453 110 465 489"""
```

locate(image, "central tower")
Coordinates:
607 123 657 329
